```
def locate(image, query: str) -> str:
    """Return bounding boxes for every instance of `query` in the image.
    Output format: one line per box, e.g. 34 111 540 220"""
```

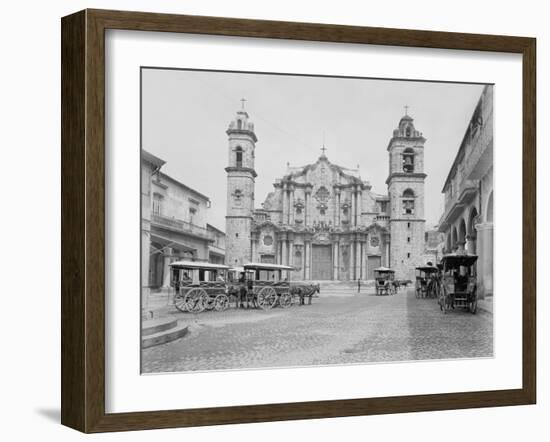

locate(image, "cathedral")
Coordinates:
224 105 427 281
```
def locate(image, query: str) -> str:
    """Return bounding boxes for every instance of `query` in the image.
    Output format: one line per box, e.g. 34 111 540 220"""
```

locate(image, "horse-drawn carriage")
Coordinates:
240 263 295 310
169 261 318 313
415 265 440 299
374 267 396 296
170 261 231 313
437 253 478 314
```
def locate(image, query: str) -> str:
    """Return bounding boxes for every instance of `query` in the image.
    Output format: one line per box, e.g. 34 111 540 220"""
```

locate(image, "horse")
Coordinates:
394 279 413 291
227 284 255 309
290 283 320 305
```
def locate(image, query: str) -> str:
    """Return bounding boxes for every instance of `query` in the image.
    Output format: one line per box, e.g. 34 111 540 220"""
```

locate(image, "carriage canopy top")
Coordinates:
169 261 231 270
228 266 255 273
244 263 295 271
415 265 439 273
440 254 478 269
373 267 395 273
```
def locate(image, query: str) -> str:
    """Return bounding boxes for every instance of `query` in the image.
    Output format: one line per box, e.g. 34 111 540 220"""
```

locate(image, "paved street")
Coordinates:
141 288 493 373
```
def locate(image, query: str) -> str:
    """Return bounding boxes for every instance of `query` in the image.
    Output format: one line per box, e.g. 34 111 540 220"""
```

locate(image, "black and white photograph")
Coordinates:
140 68 494 374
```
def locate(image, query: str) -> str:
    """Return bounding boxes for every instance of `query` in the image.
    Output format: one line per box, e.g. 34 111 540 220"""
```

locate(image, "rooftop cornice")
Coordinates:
226 128 258 143
224 166 258 178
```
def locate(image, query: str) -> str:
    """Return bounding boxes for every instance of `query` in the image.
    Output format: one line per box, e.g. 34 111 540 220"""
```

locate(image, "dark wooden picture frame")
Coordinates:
61 9 536 433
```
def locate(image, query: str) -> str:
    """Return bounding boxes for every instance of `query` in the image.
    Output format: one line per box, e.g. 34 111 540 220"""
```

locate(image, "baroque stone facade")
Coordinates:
225 107 427 280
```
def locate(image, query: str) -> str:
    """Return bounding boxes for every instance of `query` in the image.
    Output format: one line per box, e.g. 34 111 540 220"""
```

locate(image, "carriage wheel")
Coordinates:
174 293 187 312
257 287 277 310
184 288 208 313
279 293 292 309
213 294 229 311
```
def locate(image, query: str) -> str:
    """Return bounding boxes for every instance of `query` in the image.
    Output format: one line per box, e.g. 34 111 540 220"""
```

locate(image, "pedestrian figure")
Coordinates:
358 278 361 293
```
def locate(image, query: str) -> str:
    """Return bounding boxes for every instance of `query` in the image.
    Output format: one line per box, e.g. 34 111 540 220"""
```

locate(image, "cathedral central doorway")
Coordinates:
311 245 332 280
367 255 382 280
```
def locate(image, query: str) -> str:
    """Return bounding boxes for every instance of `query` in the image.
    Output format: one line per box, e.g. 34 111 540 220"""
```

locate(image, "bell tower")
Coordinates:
225 100 258 266
386 108 427 279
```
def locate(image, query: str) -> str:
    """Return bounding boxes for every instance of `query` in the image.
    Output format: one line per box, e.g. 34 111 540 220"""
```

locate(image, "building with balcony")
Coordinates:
141 150 225 290
141 150 166 302
207 224 226 264
438 85 493 297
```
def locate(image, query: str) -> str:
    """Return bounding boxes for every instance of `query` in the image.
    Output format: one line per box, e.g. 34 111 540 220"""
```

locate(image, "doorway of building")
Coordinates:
311 245 332 280
367 255 382 280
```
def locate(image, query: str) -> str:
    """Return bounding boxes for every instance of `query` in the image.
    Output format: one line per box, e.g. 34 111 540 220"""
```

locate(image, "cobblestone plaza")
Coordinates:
141 289 493 373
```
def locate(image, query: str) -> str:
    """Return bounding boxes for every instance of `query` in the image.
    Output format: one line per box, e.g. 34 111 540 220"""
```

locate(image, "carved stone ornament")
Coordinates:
232 189 243 206
314 186 330 204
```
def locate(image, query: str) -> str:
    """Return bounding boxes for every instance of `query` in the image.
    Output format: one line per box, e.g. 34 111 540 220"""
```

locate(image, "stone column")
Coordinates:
355 239 362 280
289 238 295 269
333 241 339 280
383 233 390 267
307 189 313 226
349 240 355 280
282 185 288 225
304 191 309 226
302 243 307 280
356 189 362 226
289 187 295 225
336 191 341 227
360 241 367 280
475 222 493 298
350 190 355 227
281 239 288 265
305 241 311 280
162 247 173 288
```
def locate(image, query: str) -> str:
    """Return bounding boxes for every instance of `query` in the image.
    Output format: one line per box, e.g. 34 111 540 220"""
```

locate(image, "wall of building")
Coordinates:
390 220 425 279
225 217 252 266
439 86 494 298
152 173 209 228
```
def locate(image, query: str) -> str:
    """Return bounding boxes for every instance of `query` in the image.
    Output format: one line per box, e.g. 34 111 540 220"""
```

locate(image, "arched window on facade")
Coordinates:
237 119 242 130
402 148 415 173
402 188 415 215
235 146 243 168
406 126 412 137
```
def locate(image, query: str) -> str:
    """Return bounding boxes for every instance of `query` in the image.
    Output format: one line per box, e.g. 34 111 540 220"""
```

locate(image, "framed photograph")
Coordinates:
61 9 536 433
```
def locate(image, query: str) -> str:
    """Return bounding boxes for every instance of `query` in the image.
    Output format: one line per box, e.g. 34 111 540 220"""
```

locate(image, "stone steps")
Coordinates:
142 317 179 336
317 281 376 297
141 317 188 349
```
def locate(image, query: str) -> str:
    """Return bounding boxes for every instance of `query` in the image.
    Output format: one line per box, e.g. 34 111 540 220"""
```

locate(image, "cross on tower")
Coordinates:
240 97 247 109
404 105 409 115
320 145 327 156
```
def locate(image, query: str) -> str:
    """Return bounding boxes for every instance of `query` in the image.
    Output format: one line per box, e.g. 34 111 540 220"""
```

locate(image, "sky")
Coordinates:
142 68 486 231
